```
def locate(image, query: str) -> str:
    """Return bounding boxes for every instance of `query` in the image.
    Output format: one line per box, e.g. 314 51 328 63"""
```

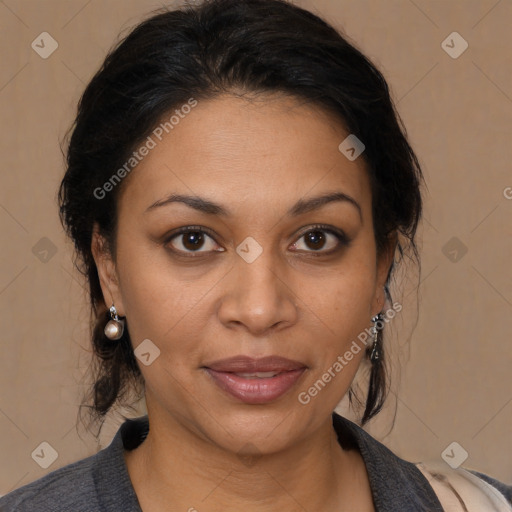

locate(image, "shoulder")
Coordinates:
333 413 445 510
332 412 512 512
0 417 144 512
416 461 512 511
0 450 102 512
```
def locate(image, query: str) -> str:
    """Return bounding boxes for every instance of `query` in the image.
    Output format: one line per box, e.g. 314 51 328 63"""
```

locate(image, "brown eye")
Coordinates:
290 225 350 255
165 227 223 255
181 231 206 251
303 230 327 250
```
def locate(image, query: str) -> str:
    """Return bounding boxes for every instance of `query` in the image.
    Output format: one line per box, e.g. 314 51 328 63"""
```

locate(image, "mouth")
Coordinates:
202 355 308 404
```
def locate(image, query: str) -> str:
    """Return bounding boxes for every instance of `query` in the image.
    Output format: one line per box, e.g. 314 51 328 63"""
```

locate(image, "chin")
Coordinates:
194 402 311 454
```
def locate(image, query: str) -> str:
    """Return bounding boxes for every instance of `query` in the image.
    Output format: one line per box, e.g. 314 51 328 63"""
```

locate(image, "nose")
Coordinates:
217 247 299 336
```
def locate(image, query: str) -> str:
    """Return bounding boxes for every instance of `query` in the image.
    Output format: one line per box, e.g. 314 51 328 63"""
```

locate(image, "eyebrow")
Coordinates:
145 191 362 221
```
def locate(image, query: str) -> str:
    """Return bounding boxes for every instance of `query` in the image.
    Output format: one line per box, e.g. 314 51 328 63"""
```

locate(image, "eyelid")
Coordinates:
294 223 349 242
291 223 350 255
166 224 218 241
163 225 223 256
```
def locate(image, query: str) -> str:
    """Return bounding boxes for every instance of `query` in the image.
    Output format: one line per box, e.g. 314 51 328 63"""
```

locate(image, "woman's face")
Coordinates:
94 93 394 454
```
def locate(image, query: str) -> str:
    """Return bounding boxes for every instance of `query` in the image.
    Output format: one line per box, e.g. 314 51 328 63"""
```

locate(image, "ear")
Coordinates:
371 231 398 317
91 223 125 316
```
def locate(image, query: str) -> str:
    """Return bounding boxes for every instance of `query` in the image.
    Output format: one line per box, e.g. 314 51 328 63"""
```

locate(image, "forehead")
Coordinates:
117 93 370 217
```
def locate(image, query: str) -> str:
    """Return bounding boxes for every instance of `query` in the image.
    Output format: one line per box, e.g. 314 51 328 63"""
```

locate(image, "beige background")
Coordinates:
1 0 511 496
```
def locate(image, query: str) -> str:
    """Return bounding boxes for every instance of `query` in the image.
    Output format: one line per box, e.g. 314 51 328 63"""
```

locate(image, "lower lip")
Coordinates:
204 368 307 404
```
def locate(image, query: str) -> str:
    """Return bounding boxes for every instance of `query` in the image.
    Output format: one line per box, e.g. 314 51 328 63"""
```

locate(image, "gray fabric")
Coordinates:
0 418 143 512
0 412 509 511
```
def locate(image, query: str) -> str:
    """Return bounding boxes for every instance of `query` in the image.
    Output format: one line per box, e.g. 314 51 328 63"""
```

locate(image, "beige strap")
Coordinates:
416 462 512 512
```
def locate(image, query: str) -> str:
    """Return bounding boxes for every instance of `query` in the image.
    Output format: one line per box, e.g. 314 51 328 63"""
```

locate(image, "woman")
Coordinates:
1 0 510 510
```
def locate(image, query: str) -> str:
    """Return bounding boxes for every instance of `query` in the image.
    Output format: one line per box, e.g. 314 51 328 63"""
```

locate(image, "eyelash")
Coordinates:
163 224 351 258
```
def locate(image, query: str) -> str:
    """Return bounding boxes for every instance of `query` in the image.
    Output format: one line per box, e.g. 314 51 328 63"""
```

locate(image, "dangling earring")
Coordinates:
369 313 382 363
104 303 125 340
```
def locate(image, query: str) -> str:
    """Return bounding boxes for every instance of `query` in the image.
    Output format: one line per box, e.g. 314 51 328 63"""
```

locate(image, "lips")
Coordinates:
203 356 308 404
203 355 306 373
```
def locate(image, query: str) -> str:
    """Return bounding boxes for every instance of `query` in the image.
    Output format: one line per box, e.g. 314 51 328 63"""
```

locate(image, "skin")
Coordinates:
92 92 396 512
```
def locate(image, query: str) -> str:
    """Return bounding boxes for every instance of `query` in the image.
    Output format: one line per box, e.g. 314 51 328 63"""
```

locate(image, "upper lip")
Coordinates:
203 356 307 373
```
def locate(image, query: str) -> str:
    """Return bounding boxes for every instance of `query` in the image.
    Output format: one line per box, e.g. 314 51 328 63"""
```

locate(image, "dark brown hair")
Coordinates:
58 0 423 432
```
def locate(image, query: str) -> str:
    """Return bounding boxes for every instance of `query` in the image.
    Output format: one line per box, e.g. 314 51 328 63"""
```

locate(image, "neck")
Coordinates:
124 411 373 512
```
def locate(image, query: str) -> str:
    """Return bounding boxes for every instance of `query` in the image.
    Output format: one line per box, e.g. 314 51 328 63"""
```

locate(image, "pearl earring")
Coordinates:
104 303 125 340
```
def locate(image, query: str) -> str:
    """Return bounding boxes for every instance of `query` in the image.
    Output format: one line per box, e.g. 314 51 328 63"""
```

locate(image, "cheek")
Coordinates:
305 249 377 373
114 238 214 348
319 254 376 327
